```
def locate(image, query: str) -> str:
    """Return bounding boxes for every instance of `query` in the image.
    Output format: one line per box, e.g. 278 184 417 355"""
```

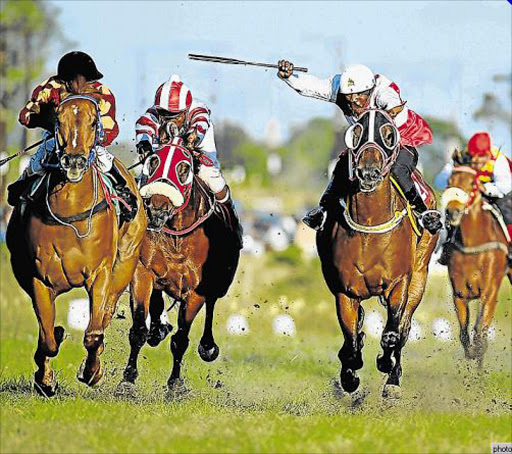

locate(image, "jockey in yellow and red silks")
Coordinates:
466 131 512 244
135 75 242 246
277 61 442 234
10 51 137 221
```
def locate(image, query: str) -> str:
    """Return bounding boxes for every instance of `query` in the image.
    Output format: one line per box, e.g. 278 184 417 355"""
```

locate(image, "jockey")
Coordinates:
135 75 242 244
439 132 512 265
9 51 137 222
277 60 442 234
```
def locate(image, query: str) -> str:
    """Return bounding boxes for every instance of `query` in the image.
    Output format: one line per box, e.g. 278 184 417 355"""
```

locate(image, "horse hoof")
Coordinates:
77 360 105 388
166 378 191 400
376 354 395 374
147 323 173 347
380 331 400 350
114 381 137 398
382 384 402 399
340 369 360 393
54 326 66 345
198 343 219 362
33 378 58 398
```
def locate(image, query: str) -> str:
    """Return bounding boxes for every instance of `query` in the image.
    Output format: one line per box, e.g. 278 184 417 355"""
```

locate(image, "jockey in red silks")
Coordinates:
277 60 442 234
9 51 137 222
135 75 242 244
467 132 512 259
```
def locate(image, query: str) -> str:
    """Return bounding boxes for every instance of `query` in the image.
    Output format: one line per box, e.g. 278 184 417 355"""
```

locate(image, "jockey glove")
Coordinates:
137 140 153 155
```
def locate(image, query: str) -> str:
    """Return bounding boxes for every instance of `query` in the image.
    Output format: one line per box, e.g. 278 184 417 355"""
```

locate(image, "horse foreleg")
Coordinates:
147 290 173 347
198 299 219 362
335 293 363 393
79 267 111 387
453 296 471 358
379 278 409 394
168 292 204 391
32 279 64 397
471 286 499 368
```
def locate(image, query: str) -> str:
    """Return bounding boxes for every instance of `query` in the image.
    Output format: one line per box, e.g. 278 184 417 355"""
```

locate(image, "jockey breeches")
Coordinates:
390 147 418 194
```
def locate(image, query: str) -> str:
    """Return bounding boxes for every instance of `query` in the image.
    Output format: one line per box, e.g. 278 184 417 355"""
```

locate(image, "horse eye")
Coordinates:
77 156 87 169
60 155 70 168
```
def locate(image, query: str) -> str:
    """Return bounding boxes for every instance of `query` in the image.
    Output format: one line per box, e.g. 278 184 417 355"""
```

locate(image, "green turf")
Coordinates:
1 245 511 453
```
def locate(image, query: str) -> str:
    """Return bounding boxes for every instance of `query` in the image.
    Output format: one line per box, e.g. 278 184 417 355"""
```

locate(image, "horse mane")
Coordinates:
65 75 101 98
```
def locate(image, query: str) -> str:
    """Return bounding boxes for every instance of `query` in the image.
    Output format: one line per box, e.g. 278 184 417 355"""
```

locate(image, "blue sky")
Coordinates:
49 0 511 152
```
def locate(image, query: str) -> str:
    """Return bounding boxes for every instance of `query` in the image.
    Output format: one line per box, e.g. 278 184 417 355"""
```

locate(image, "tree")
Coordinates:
0 0 71 201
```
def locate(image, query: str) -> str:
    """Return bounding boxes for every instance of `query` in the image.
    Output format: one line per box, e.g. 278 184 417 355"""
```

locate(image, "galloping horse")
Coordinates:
6 90 147 396
116 138 240 395
442 164 511 366
317 109 438 397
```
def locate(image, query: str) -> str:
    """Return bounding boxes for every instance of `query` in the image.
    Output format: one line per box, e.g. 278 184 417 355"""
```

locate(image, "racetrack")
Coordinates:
1 245 510 454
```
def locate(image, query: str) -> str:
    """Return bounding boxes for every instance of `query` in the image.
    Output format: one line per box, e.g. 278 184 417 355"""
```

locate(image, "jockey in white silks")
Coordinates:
277 60 442 234
135 75 242 245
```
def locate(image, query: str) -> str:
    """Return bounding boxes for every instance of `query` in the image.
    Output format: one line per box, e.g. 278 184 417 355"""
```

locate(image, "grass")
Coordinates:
1 244 511 454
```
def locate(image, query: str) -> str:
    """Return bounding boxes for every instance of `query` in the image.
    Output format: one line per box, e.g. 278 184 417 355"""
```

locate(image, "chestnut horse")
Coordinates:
116 141 240 396
317 109 438 397
6 92 147 396
441 165 510 366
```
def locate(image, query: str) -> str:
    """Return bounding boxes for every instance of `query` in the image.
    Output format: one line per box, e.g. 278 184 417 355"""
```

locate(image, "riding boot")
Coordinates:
107 164 138 223
7 169 44 207
215 187 243 249
438 226 457 266
404 186 443 235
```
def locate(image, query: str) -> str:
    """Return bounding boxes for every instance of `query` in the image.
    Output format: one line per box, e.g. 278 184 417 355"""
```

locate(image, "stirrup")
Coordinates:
302 207 327 231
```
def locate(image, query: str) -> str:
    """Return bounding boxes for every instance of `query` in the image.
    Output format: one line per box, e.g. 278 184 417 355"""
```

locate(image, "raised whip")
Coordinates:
188 53 308 73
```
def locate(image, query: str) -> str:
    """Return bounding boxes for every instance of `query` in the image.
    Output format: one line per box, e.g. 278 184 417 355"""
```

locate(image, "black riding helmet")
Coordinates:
57 51 103 82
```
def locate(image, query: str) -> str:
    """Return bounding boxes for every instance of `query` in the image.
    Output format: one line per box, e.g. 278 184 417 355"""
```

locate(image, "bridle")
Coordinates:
48 95 103 172
441 166 481 215
346 109 401 183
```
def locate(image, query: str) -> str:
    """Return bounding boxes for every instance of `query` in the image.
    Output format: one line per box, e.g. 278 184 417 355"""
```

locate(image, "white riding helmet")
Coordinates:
340 64 376 95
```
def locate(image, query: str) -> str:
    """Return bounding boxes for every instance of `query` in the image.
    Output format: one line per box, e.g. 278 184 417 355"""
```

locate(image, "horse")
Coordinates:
441 164 511 367
6 90 147 396
316 108 438 397
115 138 241 396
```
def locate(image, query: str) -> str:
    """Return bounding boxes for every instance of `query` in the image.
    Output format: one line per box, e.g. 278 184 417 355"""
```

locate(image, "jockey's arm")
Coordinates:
18 78 59 132
186 104 211 149
483 154 512 197
135 110 160 152
374 87 409 129
282 73 338 102
96 84 119 146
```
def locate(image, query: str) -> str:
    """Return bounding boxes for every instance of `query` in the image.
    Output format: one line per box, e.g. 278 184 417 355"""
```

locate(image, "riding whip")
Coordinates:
0 139 45 167
188 53 308 73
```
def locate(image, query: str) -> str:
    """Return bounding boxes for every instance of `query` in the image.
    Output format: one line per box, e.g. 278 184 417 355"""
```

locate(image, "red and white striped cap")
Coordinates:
154 75 192 113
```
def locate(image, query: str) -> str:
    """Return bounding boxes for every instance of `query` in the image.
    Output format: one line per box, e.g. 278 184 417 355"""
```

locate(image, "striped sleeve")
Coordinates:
93 82 119 146
135 109 160 145
187 106 211 144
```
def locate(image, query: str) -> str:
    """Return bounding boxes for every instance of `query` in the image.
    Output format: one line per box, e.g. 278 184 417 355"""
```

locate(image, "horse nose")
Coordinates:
357 167 380 181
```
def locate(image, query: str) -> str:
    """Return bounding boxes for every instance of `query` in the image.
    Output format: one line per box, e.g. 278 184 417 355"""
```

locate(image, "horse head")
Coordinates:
55 94 102 183
441 165 480 227
140 141 194 231
345 109 400 193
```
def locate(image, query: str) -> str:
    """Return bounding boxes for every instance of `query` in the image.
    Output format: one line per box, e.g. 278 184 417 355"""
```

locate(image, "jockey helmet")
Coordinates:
467 131 492 157
154 75 193 114
57 51 103 82
340 64 376 95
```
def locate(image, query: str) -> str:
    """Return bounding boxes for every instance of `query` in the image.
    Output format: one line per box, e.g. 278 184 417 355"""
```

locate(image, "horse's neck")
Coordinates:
349 177 397 225
459 198 501 246
169 182 207 230
47 169 98 216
